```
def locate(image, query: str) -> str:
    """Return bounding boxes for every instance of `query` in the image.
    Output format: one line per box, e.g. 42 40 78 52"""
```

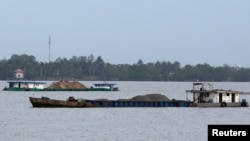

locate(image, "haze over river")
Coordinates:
1 81 250 141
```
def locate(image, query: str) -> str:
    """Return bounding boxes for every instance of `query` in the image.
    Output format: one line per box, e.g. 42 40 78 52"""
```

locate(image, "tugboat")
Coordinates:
185 82 249 107
90 82 119 91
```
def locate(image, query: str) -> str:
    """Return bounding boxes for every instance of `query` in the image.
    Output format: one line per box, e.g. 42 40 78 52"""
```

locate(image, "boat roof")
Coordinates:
93 83 116 86
186 82 243 94
186 89 243 94
186 89 242 94
6 80 46 84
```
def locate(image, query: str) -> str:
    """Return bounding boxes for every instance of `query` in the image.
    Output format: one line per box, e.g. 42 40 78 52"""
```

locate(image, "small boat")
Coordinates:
90 82 119 91
185 82 249 107
29 96 94 108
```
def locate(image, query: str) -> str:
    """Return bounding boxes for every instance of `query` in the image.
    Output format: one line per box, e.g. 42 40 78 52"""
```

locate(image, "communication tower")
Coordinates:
48 35 51 62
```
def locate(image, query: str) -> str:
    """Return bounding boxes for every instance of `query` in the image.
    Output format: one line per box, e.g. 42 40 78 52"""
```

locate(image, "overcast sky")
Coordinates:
1 0 250 67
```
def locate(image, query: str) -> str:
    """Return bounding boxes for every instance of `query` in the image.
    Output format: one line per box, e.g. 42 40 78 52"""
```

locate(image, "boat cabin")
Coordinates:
92 82 118 91
185 82 246 106
6 80 46 90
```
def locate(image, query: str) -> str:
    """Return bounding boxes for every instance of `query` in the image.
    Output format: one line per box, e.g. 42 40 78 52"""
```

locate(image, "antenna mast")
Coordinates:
48 35 51 63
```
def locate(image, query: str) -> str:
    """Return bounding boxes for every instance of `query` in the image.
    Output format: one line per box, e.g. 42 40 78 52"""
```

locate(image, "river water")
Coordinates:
0 81 250 141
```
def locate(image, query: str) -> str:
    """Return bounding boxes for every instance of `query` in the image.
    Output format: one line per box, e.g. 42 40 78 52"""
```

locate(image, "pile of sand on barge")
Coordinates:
47 80 87 89
130 94 170 101
113 94 170 102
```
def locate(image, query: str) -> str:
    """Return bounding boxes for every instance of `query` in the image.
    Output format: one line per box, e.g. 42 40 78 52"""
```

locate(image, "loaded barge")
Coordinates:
29 94 191 108
29 82 249 108
3 80 119 91
3 69 118 91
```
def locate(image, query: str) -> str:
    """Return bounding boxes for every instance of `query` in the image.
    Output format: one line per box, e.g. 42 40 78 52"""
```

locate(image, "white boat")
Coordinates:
3 80 47 91
91 82 119 91
185 82 249 107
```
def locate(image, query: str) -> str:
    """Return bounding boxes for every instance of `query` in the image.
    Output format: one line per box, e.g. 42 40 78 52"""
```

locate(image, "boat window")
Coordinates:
201 93 209 97
204 93 209 97
227 93 230 96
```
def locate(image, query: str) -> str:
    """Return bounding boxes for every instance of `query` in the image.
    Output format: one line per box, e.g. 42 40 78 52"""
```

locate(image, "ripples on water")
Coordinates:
1 81 250 141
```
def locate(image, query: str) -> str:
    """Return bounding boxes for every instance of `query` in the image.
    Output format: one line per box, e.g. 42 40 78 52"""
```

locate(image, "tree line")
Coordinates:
0 54 250 81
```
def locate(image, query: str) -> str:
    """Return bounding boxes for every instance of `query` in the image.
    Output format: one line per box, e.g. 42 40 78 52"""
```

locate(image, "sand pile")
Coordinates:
47 80 87 89
93 94 170 101
129 94 170 101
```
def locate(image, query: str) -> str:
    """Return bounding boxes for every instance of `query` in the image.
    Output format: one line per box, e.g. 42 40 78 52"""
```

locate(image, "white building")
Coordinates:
14 69 24 79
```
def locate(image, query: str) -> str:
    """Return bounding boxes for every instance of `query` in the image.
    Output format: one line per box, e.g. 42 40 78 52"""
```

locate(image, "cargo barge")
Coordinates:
29 82 249 108
3 80 119 91
3 69 118 91
29 94 191 108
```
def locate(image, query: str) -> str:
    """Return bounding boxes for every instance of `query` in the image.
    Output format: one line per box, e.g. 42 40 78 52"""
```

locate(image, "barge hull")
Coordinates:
29 96 249 108
193 102 249 107
4 88 118 91
86 100 192 107
29 97 192 108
